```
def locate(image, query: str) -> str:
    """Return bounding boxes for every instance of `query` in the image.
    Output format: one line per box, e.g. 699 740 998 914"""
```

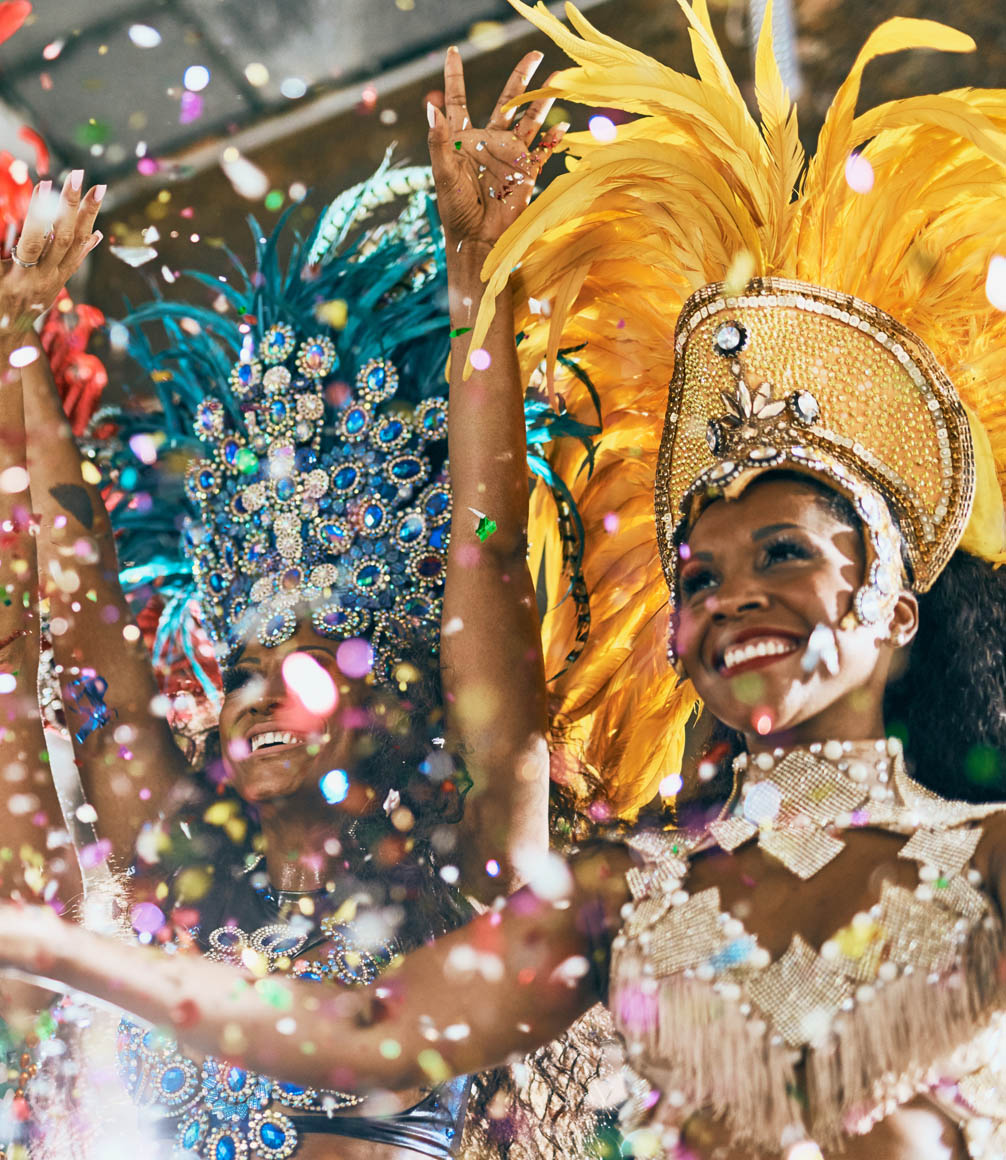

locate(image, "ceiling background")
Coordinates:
0 0 1003 396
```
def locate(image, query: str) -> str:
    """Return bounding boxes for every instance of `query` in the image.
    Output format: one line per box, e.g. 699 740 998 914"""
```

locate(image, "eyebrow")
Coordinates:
236 644 336 668
684 521 803 562
752 522 801 541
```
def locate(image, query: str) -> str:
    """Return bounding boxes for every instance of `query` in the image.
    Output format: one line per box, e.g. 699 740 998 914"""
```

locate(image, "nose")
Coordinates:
706 582 770 624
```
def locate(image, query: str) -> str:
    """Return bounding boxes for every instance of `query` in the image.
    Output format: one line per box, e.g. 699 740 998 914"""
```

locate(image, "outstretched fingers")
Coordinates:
487 51 544 131
443 45 471 134
58 184 105 278
514 72 558 146
46 170 84 266
15 181 54 265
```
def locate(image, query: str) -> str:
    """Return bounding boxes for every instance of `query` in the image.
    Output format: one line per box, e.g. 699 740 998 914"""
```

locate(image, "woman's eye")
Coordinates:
221 666 253 695
763 538 812 565
681 569 717 598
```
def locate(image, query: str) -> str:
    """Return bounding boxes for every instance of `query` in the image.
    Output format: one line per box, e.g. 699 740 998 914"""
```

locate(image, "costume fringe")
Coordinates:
611 918 1006 1150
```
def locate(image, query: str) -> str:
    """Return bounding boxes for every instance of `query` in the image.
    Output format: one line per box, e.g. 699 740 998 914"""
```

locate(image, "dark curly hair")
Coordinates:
680 471 1006 810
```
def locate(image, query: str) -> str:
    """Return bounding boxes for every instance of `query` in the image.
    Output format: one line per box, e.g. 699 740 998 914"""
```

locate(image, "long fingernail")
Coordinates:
69 169 83 192
94 185 107 203
88 230 103 250
427 102 437 128
38 180 51 196
555 122 570 134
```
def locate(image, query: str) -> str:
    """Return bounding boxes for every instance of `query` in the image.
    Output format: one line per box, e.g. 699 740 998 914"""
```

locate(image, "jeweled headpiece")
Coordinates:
476 0 1006 813
655 276 976 652
94 164 595 697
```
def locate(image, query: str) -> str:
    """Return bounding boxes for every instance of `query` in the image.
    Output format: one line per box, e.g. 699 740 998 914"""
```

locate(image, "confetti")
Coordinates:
743 780 781 824
130 902 165 935
220 148 269 200
448 326 471 338
282 651 337 716
588 114 617 143
280 77 307 100
128 23 161 48
109 245 158 268
315 299 348 329
754 711 774 735
475 516 496 541
79 838 112 869
985 255 1006 311
844 151 874 194
183 65 210 92
469 347 491 371
0 465 28 492
336 637 373 678
245 62 269 87
319 768 349 804
802 622 840 675
485 859 500 878
659 773 683 797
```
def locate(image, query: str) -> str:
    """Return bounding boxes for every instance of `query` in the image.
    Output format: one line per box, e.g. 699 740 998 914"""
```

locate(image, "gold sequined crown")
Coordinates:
656 277 976 599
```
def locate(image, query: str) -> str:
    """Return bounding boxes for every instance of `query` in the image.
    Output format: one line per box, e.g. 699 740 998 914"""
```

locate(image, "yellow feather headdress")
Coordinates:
475 0 1006 816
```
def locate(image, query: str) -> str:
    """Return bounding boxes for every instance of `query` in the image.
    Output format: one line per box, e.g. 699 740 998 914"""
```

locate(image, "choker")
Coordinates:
699 737 1003 880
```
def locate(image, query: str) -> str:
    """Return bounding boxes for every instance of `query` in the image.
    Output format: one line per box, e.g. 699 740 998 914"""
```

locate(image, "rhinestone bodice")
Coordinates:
609 741 1006 1153
118 908 464 1159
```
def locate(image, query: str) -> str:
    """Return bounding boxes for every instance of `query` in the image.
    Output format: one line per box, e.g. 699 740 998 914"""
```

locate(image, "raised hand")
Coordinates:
428 47 566 252
0 171 104 353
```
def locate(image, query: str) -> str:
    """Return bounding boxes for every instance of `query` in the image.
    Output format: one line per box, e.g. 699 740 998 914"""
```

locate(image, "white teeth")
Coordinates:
250 730 303 753
721 637 798 672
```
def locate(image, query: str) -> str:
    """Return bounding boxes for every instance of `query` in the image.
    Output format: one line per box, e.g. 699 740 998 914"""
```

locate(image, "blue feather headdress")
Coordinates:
90 165 597 702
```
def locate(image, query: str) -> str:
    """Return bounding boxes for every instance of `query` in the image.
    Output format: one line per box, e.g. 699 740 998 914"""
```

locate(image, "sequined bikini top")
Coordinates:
610 739 1006 1154
117 889 470 1160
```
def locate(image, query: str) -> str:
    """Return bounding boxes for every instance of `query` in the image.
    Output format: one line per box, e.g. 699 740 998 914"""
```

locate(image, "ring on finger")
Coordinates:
10 243 40 269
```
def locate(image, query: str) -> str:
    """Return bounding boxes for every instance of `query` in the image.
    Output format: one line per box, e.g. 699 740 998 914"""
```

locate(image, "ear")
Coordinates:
886 589 919 649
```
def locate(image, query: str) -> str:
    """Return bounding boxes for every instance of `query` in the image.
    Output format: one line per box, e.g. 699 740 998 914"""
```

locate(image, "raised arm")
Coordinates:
23 319 190 868
0 842 631 1091
429 49 567 899
0 176 97 913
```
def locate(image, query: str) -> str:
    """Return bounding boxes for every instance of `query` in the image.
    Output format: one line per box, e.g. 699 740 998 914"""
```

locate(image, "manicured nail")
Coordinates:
555 122 570 134
69 169 83 192
38 180 51 196
87 230 103 250
93 185 107 203
448 45 459 54
427 102 437 128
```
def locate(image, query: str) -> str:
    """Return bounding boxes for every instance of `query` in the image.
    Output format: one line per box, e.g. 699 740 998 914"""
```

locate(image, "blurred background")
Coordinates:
0 0 1003 397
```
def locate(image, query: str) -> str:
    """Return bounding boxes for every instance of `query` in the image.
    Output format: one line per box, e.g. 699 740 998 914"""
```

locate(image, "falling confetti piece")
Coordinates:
658 773 683 797
183 65 210 92
336 637 373 678
282 651 337 716
8 345 38 368
844 151 874 194
588 114 617 142
469 347 491 371
475 516 497 541
985 255 1006 311
220 149 269 200
449 326 471 338
320 768 350 804
79 839 112 869
130 901 165 934
109 245 158 268
128 23 161 48
315 299 347 329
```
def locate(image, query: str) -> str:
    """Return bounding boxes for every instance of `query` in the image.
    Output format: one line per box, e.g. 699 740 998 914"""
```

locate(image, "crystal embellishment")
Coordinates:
713 320 747 355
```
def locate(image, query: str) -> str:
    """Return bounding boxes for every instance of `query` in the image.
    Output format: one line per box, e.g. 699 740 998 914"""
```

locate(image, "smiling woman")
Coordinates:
2 125 607 1155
